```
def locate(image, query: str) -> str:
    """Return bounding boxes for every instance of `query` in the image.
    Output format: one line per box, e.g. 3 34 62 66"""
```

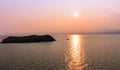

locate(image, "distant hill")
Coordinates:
101 31 120 34
90 31 120 34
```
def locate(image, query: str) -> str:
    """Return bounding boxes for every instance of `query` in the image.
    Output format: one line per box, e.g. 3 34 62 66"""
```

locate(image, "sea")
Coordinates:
0 34 120 70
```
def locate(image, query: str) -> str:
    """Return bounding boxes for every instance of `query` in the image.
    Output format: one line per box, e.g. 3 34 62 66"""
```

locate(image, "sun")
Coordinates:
73 12 79 18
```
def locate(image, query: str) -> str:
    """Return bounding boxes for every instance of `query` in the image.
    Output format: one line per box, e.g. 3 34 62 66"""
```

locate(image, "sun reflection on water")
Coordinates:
66 35 86 70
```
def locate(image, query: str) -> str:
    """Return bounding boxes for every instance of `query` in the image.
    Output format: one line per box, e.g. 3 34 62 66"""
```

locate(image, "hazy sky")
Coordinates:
0 0 120 35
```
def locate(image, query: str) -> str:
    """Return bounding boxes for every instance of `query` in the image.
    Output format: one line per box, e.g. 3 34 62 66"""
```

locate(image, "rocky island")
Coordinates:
1 35 55 43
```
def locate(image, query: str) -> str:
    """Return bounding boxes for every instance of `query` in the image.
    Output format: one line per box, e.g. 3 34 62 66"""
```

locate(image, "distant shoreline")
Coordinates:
0 33 120 36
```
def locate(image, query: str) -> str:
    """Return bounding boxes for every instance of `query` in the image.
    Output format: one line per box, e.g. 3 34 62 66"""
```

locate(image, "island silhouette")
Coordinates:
1 35 55 43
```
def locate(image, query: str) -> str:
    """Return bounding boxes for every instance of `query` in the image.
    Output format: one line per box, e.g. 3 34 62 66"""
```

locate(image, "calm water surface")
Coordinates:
0 34 120 70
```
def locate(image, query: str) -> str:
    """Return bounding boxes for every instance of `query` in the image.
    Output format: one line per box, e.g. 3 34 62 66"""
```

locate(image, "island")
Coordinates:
1 35 56 43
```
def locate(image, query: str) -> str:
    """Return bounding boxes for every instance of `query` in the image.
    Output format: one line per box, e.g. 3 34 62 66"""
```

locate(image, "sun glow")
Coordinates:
73 12 79 17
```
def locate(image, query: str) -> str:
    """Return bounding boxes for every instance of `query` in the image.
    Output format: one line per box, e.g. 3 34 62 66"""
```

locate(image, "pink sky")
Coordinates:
0 0 120 35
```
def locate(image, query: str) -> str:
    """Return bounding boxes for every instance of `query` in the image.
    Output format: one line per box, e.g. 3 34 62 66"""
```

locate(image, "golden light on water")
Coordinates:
72 35 80 47
66 35 86 70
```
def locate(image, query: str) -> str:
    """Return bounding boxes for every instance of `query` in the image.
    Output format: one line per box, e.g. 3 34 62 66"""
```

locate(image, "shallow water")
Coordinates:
0 34 120 70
